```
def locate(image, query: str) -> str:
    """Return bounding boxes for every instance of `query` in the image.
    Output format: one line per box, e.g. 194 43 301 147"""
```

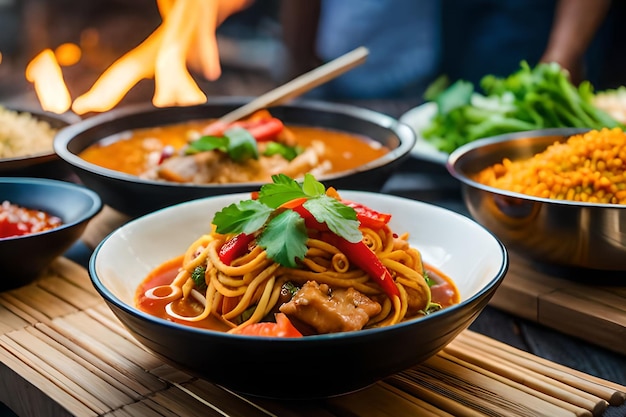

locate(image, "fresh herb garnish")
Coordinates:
225 127 259 162
185 127 259 162
257 209 308 267
212 199 273 235
211 173 362 268
262 141 302 161
191 266 207 291
303 196 361 243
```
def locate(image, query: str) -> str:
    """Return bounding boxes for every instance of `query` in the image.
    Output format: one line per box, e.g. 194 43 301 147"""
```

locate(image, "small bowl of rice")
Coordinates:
0 105 80 178
447 127 626 271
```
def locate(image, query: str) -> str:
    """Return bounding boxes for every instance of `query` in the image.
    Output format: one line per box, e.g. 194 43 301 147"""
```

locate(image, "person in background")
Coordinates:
440 0 612 87
280 0 441 100
279 0 613 101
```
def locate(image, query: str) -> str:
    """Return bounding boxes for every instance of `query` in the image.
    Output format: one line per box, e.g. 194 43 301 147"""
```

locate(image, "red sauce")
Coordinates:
425 263 461 308
136 257 461 332
135 256 232 331
0 201 63 239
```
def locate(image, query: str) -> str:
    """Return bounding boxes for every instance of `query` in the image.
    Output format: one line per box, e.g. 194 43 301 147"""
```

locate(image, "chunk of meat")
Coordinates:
156 152 260 183
270 140 330 178
279 281 381 334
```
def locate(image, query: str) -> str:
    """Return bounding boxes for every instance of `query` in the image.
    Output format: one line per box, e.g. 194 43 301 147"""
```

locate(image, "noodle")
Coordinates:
153 222 433 333
136 175 460 335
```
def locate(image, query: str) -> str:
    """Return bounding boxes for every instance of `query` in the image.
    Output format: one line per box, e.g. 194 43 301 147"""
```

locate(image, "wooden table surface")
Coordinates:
1 3 626 412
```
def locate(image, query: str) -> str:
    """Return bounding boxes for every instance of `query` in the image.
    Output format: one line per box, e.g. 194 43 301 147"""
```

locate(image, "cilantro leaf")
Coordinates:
304 196 362 243
185 136 228 154
258 210 308 268
184 127 258 162
212 199 272 234
258 174 308 208
258 173 328 208
301 173 326 197
224 127 259 162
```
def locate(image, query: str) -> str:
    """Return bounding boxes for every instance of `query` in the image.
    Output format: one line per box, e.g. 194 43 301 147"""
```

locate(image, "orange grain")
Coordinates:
475 128 626 204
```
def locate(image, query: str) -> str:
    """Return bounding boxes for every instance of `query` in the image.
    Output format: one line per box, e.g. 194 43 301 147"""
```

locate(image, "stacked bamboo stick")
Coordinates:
0 257 624 417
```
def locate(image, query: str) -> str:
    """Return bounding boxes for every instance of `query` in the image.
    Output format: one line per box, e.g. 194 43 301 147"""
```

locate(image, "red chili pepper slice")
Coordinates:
237 118 284 142
342 200 392 230
202 117 284 142
218 233 256 266
321 232 400 300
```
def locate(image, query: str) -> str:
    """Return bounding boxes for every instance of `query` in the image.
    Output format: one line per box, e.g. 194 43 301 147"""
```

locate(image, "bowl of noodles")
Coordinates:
54 97 416 217
90 174 508 399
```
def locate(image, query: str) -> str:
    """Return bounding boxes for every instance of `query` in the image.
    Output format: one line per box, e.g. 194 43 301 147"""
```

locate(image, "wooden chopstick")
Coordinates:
214 46 369 126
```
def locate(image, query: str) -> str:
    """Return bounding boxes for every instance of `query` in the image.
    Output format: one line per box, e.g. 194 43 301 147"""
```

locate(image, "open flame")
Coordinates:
26 0 251 115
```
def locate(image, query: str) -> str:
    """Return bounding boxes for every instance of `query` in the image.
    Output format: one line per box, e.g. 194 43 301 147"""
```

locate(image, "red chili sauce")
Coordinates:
0 200 63 239
136 256 461 332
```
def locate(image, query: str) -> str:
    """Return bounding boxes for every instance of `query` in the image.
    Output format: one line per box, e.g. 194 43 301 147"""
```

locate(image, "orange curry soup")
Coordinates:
78 121 389 183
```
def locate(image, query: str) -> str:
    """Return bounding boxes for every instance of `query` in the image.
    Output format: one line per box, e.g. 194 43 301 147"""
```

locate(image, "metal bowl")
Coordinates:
447 127 626 271
54 98 416 217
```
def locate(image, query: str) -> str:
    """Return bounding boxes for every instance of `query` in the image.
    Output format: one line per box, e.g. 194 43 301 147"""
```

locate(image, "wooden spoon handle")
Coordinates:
217 46 369 125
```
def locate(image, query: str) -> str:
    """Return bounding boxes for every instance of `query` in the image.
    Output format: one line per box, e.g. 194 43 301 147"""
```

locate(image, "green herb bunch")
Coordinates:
212 174 361 268
422 61 624 153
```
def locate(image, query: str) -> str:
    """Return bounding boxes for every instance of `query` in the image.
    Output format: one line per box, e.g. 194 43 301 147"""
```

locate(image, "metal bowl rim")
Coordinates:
446 127 624 209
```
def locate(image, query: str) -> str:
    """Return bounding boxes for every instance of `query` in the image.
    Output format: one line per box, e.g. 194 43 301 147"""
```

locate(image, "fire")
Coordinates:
25 49 73 114
26 0 251 115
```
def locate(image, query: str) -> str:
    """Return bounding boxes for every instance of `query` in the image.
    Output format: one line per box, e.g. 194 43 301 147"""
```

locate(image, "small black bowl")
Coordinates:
0 177 102 290
54 98 416 217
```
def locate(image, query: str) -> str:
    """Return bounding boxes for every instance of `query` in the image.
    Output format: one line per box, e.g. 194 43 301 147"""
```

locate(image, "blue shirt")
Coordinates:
312 0 440 99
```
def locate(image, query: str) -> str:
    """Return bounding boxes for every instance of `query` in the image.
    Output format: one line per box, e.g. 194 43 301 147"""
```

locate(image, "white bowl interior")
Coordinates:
93 191 506 308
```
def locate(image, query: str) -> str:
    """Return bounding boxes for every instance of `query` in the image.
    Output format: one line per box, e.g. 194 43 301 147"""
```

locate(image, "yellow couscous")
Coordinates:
474 127 626 204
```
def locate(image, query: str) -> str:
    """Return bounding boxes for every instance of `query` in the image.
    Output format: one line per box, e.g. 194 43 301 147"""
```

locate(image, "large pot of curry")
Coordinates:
54 97 416 217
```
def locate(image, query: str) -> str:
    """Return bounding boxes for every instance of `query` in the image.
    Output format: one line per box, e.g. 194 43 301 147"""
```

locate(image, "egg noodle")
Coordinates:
159 223 431 333
138 174 456 336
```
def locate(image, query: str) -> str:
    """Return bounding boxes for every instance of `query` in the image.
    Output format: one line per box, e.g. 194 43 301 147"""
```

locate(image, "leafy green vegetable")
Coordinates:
185 127 258 162
191 266 207 291
225 127 258 162
211 174 362 268
303 196 361 243
185 135 228 154
212 199 273 235
257 173 312 208
421 61 624 154
257 209 308 268
262 141 302 161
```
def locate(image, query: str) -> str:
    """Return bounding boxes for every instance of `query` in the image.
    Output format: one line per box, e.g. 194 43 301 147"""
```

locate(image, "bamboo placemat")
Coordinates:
83 206 626 358
1 257 625 417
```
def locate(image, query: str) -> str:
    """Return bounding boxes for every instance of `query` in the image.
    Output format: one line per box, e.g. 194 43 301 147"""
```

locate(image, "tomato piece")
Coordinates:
236 313 303 337
202 117 284 142
342 200 392 229
239 118 284 142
